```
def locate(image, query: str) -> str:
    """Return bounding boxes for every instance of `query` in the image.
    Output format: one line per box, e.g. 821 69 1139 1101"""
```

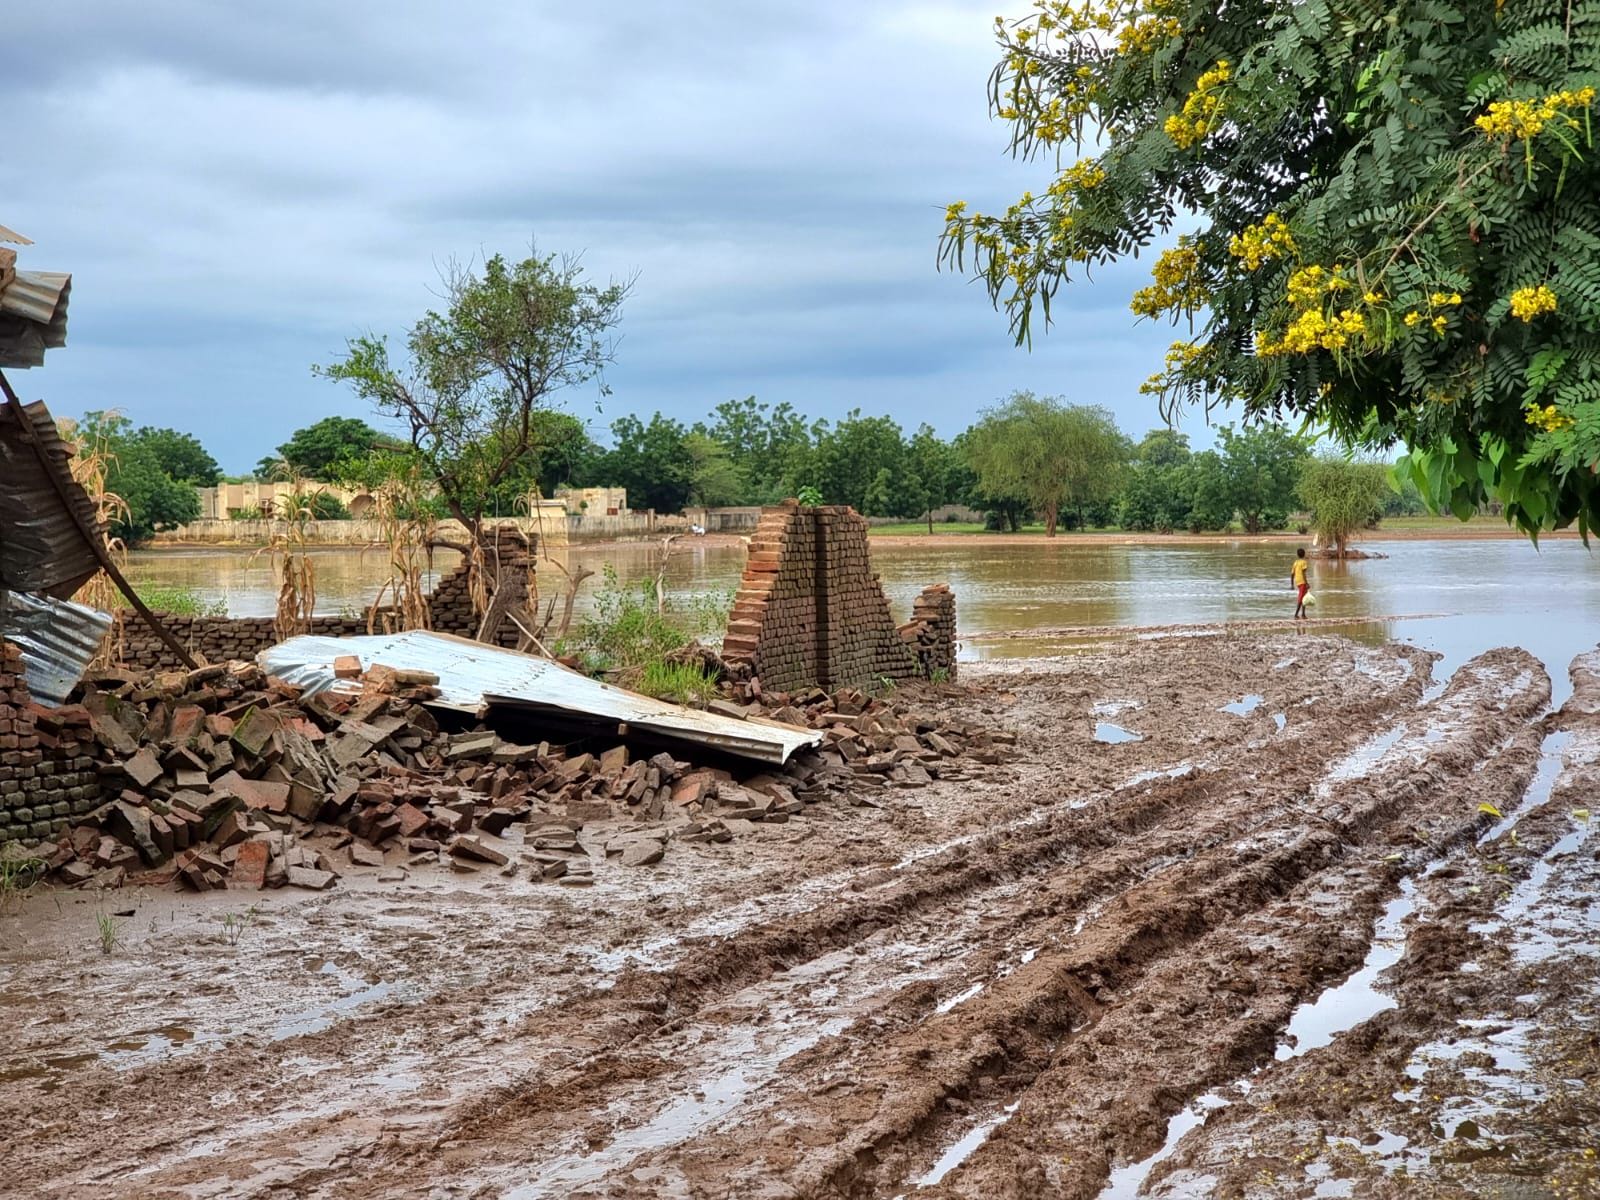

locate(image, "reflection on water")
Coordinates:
127 537 1599 701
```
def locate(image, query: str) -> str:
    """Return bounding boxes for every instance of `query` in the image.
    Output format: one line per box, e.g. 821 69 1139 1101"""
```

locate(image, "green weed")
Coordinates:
96 910 124 956
220 904 259 947
636 660 719 706
0 855 45 915
136 584 228 617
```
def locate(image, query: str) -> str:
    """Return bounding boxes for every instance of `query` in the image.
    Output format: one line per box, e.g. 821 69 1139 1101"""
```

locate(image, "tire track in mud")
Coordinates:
422 648 1544 1200
1142 647 1600 1199
412 652 1428 1175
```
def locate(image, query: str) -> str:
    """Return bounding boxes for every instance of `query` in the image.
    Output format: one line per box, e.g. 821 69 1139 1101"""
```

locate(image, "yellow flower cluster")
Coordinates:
1526 403 1574 433
1259 307 1367 355
1057 158 1106 192
1130 238 1208 318
944 200 968 225
1510 285 1558 321
1399 290 1463 336
1285 263 1353 308
1139 340 1205 395
1117 15 1182 54
1475 87 1596 140
1165 60 1230 149
1228 214 1296 271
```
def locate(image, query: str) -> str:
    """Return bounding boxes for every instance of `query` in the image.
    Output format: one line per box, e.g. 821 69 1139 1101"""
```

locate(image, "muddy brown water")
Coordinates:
131 536 1599 696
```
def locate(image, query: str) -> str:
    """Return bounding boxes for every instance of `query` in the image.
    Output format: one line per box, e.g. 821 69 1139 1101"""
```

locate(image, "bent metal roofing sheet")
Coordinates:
261 630 824 765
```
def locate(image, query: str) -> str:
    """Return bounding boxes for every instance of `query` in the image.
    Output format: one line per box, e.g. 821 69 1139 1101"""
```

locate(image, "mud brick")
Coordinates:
330 722 389 767
205 713 235 739
559 752 596 780
564 797 611 822
207 739 235 774
58 860 96 886
286 781 322 822
165 704 206 747
405 836 441 853
147 811 176 859
368 813 402 843
394 802 430 838
106 800 166 866
230 706 279 757
647 752 682 781
490 740 541 765
122 747 163 791
477 806 522 836
212 807 252 849
333 655 363 679
286 866 336 890
70 824 99 859
349 842 385 867
597 745 629 775
445 730 497 761
231 838 270 888
321 776 360 820
671 772 716 806
448 834 510 866
430 800 475 834
620 839 665 867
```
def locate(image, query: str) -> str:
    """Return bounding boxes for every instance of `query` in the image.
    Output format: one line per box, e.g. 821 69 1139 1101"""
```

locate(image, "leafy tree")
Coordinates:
75 412 200 544
864 464 929 520
964 393 1128 536
308 492 352 520
260 416 402 482
604 414 694 512
813 412 911 511
1217 424 1311 532
684 432 744 507
696 396 820 503
129 427 221 487
907 424 961 531
316 248 631 542
1298 457 1391 556
1119 429 1196 533
1187 449 1235 532
942 1 1600 536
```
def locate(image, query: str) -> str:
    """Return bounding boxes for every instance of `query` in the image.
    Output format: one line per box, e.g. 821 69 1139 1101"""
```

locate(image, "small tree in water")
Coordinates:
1298 457 1390 558
316 248 632 547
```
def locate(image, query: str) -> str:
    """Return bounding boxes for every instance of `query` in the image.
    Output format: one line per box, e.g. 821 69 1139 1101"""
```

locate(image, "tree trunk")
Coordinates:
1045 509 1058 537
925 508 933 534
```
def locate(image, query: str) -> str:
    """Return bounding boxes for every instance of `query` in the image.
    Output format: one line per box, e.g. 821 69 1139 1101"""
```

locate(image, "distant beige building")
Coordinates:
555 486 627 515
197 481 374 519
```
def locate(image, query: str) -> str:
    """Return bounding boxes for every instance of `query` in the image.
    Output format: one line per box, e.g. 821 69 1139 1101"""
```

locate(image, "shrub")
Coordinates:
636 660 718 705
136 584 228 617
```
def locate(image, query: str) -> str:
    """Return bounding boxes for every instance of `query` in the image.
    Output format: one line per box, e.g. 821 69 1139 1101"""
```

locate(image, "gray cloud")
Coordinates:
7 1 1201 473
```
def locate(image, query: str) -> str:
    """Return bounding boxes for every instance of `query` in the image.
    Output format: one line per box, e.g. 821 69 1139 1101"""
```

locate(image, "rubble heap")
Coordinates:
34 652 1006 893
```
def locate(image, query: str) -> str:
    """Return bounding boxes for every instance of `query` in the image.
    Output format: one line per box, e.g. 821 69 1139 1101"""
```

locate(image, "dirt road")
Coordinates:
2 632 1595 1198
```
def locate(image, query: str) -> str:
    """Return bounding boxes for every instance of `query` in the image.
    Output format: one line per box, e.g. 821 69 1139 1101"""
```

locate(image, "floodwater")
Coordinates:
126 536 1599 699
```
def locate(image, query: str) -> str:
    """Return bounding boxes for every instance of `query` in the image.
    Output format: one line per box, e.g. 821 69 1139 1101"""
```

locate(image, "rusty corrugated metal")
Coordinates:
261 631 824 765
0 271 70 367
0 589 113 707
0 398 104 598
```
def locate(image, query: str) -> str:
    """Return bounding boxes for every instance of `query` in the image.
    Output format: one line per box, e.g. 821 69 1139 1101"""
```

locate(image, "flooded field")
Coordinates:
130 536 1600 692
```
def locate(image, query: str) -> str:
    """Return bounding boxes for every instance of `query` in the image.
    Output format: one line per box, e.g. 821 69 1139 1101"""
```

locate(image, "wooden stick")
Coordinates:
0 368 199 669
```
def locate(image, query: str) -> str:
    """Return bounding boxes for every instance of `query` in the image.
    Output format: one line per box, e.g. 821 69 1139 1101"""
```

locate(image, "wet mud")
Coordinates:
1 633 1593 1199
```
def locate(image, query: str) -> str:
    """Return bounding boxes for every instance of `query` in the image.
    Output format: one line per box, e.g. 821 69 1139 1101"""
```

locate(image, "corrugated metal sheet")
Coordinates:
0 271 70 328
0 271 70 368
0 399 105 598
262 631 824 765
0 589 113 707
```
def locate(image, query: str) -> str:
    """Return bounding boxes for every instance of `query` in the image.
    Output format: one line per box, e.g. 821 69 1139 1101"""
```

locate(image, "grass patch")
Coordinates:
0 854 46 915
96 910 125 955
634 660 719 705
135 583 228 616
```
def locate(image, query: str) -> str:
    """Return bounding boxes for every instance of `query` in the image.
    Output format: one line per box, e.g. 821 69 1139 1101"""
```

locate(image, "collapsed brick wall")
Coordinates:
0 640 101 844
722 504 956 693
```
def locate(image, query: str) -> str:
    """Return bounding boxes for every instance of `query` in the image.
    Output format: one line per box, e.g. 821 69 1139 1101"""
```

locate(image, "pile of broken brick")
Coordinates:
40 656 1011 894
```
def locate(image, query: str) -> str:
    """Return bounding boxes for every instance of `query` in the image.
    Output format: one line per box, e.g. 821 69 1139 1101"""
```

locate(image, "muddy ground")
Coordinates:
2 631 1596 1199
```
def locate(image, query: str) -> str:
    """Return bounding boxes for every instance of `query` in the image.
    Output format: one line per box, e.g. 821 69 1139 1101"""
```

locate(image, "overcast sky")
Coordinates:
6 1 1199 473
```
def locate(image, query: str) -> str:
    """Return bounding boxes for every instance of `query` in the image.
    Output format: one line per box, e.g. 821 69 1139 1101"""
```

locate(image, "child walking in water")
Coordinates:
1291 548 1309 620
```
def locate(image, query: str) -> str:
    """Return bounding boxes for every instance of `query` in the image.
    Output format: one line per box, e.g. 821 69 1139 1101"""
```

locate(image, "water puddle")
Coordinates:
1275 880 1415 1060
1220 694 1264 717
910 1100 1022 1188
503 1017 850 1196
1096 1092 1230 1199
271 961 415 1040
1273 713 1287 732
1322 723 1408 785
1478 730 1571 845
1092 700 1143 718
1094 722 1144 745
934 982 985 1015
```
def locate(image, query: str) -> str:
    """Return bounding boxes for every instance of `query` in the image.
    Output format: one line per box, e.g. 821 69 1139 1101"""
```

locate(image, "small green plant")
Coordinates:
220 904 259 947
576 565 691 671
0 855 45 915
928 667 950 685
796 485 823 506
135 583 228 617
636 660 719 706
95 910 124 956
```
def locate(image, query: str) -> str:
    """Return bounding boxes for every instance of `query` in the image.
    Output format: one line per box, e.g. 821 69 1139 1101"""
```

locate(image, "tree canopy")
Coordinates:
1299 456 1391 555
964 393 1129 535
129 427 221 488
72 412 201 544
317 248 631 539
261 416 402 482
941 0 1600 536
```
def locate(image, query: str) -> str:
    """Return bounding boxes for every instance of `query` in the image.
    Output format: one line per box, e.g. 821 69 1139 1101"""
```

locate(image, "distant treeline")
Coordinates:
65 394 1427 545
